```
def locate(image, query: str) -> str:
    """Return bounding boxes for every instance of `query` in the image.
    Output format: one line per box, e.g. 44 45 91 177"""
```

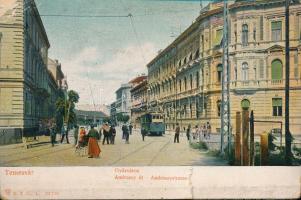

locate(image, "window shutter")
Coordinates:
271 60 283 80
271 21 282 30
213 29 223 46
272 98 282 107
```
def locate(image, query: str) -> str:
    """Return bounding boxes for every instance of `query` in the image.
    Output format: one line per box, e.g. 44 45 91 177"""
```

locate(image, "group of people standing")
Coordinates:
174 122 212 143
74 123 134 158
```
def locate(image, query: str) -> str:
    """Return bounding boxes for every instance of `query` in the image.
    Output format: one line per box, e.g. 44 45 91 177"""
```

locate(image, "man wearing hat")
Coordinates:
102 122 110 145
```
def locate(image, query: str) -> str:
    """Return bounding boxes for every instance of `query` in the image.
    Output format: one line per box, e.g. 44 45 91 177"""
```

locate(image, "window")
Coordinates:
260 16 264 40
241 99 250 110
184 57 187 64
217 100 221 117
271 21 282 41
195 49 199 59
189 53 192 61
242 24 248 46
184 77 187 90
179 60 181 67
213 29 223 47
190 74 193 89
217 64 222 83
272 98 282 116
196 72 200 88
179 79 182 92
253 27 256 41
271 59 283 81
242 62 249 81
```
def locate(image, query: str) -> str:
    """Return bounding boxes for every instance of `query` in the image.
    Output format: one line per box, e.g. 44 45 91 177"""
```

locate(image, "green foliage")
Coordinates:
55 90 80 131
68 90 79 103
103 117 111 123
116 113 130 123
190 141 208 151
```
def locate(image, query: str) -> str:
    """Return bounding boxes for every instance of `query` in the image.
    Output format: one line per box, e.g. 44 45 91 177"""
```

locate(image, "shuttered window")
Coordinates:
271 21 282 41
271 59 283 80
272 98 282 116
213 29 223 46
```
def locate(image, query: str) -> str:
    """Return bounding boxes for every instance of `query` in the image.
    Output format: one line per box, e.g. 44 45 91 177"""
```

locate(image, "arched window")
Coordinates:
242 24 248 46
179 79 182 92
271 59 283 81
217 64 223 83
184 57 187 64
241 99 250 110
189 53 192 61
184 77 187 91
242 62 249 81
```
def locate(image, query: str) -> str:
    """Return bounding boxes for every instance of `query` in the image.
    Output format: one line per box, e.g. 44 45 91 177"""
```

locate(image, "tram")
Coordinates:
140 112 165 136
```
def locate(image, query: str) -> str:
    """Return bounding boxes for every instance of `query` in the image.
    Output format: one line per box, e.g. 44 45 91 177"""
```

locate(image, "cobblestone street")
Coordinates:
0 128 228 166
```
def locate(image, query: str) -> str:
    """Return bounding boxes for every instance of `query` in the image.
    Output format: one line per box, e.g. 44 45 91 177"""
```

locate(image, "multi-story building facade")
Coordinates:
147 0 301 135
110 101 116 125
130 77 148 128
115 83 132 118
0 0 51 144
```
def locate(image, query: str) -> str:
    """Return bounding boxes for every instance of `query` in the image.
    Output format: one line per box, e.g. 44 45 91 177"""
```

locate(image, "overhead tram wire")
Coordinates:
128 13 147 65
40 14 130 18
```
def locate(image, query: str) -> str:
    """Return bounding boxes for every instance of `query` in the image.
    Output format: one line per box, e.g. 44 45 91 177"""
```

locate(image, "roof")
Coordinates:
129 75 147 84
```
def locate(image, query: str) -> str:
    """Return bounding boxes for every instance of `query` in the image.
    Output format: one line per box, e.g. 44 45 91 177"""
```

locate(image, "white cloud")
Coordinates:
60 42 157 107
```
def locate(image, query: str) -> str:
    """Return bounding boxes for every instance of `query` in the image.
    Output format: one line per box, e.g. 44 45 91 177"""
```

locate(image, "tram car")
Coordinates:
140 112 165 136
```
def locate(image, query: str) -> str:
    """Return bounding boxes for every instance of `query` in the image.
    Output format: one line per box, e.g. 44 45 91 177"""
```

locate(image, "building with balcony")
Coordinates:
0 0 51 144
147 0 301 135
130 77 148 128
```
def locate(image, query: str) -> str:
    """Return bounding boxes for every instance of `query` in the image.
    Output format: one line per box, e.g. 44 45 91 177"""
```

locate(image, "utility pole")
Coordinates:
285 0 292 165
220 0 231 155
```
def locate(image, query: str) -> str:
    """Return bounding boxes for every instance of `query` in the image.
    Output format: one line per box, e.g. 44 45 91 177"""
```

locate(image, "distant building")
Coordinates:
110 101 117 125
76 104 110 116
75 109 108 125
48 58 65 89
0 0 51 144
130 77 148 128
115 83 132 118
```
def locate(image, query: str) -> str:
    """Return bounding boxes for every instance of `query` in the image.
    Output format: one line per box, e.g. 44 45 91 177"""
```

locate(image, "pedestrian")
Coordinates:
192 125 198 140
174 123 180 143
207 122 211 139
76 127 86 148
122 124 130 144
102 122 110 145
74 125 79 146
186 124 191 141
141 127 147 141
129 123 133 135
60 124 70 144
87 124 101 158
50 122 57 147
203 124 207 139
110 125 116 144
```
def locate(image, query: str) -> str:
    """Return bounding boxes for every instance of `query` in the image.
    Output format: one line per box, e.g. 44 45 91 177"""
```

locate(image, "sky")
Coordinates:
36 0 210 106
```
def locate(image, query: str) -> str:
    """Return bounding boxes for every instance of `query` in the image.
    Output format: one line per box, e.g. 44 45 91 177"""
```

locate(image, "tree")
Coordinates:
55 90 80 131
